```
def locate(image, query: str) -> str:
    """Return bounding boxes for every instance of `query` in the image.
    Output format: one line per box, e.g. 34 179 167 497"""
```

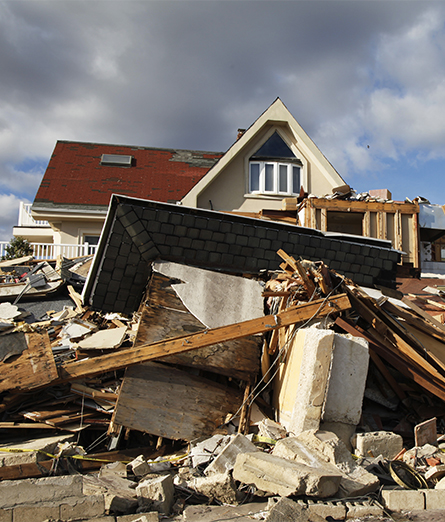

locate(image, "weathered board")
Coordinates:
136 273 261 380
0 332 57 393
113 362 243 440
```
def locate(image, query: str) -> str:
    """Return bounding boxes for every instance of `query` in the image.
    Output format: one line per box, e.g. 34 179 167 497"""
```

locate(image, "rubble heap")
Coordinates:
0 249 445 521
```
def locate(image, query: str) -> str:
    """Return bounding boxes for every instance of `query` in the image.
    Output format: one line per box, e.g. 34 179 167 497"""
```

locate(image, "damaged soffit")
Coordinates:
83 195 401 315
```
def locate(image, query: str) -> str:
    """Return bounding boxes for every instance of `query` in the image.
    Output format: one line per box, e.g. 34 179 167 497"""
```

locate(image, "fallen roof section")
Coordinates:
83 195 401 315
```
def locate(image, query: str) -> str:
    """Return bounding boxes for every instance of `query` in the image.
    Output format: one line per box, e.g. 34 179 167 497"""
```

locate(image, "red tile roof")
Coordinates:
33 141 223 208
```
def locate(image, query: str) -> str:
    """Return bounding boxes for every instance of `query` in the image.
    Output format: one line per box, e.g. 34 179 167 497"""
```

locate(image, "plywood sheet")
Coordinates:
0 332 57 392
113 362 243 440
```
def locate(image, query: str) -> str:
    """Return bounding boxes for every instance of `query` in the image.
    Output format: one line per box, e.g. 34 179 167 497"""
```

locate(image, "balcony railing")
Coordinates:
0 242 97 260
17 202 50 227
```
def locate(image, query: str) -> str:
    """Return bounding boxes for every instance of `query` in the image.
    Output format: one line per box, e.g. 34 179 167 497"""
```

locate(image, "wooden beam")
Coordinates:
402 297 445 334
277 249 316 297
58 294 351 382
305 198 419 214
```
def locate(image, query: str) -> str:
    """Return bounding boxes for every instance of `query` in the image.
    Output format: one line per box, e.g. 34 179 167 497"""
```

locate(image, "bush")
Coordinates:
2 236 34 260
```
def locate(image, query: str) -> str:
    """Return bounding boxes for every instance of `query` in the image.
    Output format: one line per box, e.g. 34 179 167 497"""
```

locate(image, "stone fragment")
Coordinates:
352 431 403 459
205 433 259 476
257 418 287 440
127 455 151 478
345 499 384 518
136 474 174 515
319 421 355 451
191 471 240 505
233 451 341 498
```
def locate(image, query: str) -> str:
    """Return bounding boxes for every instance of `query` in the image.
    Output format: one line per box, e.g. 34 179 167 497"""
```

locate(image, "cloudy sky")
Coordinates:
1 0 445 241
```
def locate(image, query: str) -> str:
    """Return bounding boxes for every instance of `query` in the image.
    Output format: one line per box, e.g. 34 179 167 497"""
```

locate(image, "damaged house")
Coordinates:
2 99 445 521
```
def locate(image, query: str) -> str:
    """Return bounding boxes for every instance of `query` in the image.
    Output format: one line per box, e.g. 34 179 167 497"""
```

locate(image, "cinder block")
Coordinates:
381 489 425 511
425 489 445 509
352 431 403 460
304 499 346 519
60 494 106 520
345 500 383 518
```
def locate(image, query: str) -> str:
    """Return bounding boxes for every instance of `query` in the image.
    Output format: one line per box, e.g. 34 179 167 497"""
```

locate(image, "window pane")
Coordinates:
279 165 288 193
292 166 300 194
250 163 260 192
265 163 274 192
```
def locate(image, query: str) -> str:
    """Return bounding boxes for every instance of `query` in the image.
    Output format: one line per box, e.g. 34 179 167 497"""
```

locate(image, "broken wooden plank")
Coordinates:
277 249 316 296
58 293 351 382
112 362 243 440
0 332 58 393
402 296 445 334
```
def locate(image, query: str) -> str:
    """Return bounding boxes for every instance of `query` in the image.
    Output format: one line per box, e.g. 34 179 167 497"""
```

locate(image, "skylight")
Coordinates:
100 154 133 167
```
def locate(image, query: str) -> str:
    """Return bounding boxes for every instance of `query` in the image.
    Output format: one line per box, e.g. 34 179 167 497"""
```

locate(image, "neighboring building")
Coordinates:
15 98 346 248
419 202 445 276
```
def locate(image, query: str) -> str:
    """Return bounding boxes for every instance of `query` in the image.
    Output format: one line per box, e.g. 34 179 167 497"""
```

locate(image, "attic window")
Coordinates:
100 154 133 167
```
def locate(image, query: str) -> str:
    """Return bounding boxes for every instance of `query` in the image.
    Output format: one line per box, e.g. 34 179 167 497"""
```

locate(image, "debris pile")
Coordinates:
1 249 445 521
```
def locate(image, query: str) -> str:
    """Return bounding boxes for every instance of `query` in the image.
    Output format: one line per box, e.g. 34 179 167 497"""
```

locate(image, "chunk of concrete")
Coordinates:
117 514 159 522
136 474 174 515
352 431 403 459
273 326 335 435
322 333 369 425
191 471 240 505
319 421 355 452
265 497 325 522
182 502 268 521
381 488 425 511
190 434 231 468
233 451 341 498
205 433 259 476
127 455 151 478
273 432 379 498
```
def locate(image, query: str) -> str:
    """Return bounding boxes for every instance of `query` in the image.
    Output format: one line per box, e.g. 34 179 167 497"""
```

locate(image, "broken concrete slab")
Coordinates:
233 450 341 498
273 326 334 435
322 333 369 425
190 434 230 468
273 431 379 498
265 497 326 522
182 502 268 521
136 474 174 515
190 471 240 505
152 260 264 328
204 433 259 476
352 431 403 459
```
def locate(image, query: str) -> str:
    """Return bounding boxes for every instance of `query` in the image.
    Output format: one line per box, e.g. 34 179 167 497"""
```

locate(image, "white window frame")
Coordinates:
249 161 300 196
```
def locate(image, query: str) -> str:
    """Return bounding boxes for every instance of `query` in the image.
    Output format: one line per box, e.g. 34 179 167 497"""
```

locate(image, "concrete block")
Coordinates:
183 502 268 521
117 514 159 522
352 431 403 459
274 431 379 498
323 333 369 425
205 433 259 475
381 489 425 511
60 494 106 520
345 500 384 518
274 327 334 435
0 509 12 522
233 451 341 498
0 474 84 508
136 474 174 514
190 434 230 468
304 499 346 519
266 497 325 522
13 502 60 522
127 455 151 477
191 471 240 505
425 489 445 509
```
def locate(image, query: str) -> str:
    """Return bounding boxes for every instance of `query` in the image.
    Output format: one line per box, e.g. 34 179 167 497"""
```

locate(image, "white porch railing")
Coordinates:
18 202 50 227
0 242 97 260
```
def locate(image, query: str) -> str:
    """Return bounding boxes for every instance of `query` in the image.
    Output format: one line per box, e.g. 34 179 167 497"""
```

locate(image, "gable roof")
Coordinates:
181 98 346 207
32 141 223 212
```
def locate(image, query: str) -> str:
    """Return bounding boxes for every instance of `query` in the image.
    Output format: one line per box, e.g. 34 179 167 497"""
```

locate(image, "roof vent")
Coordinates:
100 154 133 167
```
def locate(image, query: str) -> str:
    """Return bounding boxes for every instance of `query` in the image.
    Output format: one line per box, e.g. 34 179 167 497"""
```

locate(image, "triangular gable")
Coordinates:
181 98 345 208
